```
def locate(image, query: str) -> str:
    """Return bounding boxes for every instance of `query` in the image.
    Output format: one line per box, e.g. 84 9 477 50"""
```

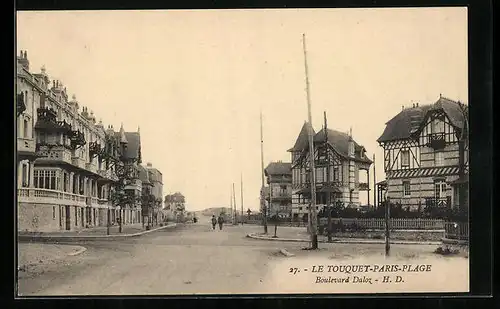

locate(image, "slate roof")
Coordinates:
377 96 467 143
138 165 152 185
264 162 292 176
288 122 372 164
123 132 141 160
287 122 315 152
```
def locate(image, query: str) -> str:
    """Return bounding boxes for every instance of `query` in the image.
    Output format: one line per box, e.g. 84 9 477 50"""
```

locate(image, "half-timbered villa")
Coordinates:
288 122 373 222
377 95 469 211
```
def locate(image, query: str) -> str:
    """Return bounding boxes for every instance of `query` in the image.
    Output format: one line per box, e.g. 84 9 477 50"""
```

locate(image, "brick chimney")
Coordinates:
18 50 30 71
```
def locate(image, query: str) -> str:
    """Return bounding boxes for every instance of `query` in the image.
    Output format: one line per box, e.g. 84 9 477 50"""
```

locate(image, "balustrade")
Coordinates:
17 188 108 207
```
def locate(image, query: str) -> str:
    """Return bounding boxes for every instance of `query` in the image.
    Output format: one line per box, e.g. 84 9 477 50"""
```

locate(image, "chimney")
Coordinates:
416 102 419 107
402 105 404 111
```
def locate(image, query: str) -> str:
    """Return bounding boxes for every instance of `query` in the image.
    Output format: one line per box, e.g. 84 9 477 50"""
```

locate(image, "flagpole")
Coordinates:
303 33 318 250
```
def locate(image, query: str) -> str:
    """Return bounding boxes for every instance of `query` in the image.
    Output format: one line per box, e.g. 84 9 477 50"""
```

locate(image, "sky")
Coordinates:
16 8 468 211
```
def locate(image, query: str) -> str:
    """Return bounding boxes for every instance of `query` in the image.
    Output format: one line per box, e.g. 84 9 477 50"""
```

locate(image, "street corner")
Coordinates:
17 243 88 274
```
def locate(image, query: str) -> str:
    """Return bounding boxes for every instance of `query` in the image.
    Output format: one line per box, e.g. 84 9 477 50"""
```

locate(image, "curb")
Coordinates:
246 233 441 246
67 246 87 256
279 248 295 257
18 223 177 242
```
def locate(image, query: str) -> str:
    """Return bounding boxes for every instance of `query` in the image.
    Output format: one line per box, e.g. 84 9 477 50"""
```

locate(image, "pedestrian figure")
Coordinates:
211 215 217 230
217 214 224 230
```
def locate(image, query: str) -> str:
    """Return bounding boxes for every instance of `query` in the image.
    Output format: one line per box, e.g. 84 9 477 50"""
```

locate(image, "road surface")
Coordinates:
17 220 467 295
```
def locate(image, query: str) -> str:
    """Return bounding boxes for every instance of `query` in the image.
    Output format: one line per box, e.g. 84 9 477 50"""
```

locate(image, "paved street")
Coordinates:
17 219 468 296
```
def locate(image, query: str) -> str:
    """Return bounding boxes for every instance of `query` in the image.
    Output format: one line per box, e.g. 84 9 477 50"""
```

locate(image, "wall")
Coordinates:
18 202 60 232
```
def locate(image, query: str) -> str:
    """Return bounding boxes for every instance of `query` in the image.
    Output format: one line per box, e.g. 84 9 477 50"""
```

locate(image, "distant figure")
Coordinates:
211 215 217 230
217 214 224 230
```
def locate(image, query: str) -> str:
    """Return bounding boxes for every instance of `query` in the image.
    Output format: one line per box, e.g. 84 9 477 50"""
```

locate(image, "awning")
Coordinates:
388 166 460 179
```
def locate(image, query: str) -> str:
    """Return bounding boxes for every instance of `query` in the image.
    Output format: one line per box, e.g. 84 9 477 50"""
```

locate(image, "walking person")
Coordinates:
211 215 217 230
217 214 224 230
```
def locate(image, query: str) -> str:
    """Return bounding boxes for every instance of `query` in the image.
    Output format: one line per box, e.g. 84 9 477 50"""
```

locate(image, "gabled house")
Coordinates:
288 121 372 222
377 95 468 212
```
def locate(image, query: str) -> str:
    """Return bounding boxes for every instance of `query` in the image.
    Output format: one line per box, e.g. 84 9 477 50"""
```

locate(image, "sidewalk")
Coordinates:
247 226 442 245
17 243 87 272
18 223 177 241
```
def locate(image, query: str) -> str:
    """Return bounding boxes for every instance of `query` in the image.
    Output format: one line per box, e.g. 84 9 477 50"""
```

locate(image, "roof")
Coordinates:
287 122 314 152
287 121 371 164
122 132 141 160
314 128 372 163
377 96 467 143
138 165 152 185
264 162 292 176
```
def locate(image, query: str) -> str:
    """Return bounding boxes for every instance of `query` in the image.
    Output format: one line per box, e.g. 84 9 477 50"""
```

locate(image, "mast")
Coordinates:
233 182 237 225
260 110 268 233
373 154 377 208
302 33 318 249
241 172 244 225
325 111 332 242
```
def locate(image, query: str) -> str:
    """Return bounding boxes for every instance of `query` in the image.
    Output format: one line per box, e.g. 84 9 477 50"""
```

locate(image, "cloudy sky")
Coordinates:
17 8 467 211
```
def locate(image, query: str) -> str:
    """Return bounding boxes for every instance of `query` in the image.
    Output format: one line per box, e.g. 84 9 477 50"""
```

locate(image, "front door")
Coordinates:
65 206 71 230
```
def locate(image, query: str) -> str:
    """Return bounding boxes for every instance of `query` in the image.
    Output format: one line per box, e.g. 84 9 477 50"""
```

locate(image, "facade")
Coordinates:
377 96 469 211
146 163 163 206
264 161 292 219
16 50 143 232
164 192 186 221
288 122 372 222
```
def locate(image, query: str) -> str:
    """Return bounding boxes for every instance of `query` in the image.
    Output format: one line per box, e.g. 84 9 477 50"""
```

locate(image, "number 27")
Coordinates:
289 267 298 274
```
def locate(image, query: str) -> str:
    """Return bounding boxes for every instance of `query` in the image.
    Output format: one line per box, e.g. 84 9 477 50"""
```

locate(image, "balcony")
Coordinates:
72 157 86 169
86 161 98 173
18 188 87 206
37 107 58 123
18 188 112 208
36 144 72 164
17 138 36 154
428 133 446 150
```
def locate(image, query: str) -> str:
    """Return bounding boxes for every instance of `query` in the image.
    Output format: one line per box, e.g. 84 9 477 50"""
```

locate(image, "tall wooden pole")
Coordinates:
230 185 233 221
240 173 244 225
385 197 391 256
233 183 237 225
260 111 268 233
324 112 333 242
302 33 318 249
373 154 377 209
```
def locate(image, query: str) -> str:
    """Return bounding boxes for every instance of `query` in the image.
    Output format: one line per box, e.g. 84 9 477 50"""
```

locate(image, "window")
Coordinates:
75 206 78 226
333 167 339 181
21 164 28 187
384 153 390 170
434 151 444 166
401 150 410 167
434 180 447 200
403 181 411 197
34 170 58 190
52 207 56 220
23 119 29 138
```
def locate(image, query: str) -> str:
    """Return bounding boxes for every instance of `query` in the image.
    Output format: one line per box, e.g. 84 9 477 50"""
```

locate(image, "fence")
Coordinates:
444 221 469 241
245 217 444 230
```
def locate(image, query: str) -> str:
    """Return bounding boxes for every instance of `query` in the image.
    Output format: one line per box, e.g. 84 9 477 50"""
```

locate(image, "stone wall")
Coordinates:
18 202 60 232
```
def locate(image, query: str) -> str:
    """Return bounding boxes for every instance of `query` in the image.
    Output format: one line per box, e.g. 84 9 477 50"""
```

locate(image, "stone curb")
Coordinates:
67 246 87 256
18 223 177 242
247 233 441 246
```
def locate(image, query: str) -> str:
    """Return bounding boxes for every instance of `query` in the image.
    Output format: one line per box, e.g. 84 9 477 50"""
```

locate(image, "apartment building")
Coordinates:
264 161 292 218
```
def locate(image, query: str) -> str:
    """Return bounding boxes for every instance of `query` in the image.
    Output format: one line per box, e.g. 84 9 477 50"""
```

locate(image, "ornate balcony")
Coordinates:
89 141 103 159
85 161 98 173
36 144 72 164
37 107 58 123
72 156 86 169
358 182 369 191
69 130 86 150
